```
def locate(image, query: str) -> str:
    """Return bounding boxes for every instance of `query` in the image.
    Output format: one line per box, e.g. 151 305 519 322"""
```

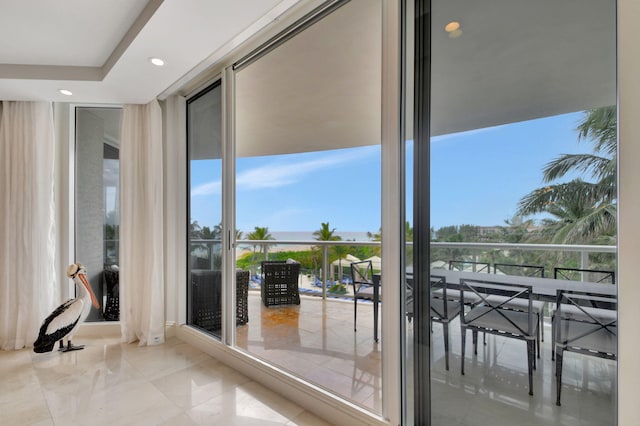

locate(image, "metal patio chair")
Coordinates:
555 290 617 406
459 278 538 396
431 275 461 370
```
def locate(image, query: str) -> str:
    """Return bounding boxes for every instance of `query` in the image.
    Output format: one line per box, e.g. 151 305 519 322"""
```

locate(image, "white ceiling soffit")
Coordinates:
0 0 616 138
234 0 615 157
0 0 301 103
430 0 616 136
235 0 382 158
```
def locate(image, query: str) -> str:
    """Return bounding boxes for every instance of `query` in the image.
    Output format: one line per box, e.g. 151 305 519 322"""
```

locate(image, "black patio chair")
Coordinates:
261 260 301 307
553 267 615 284
459 278 538 396
350 260 380 342
494 263 544 277
430 275 461 370
449 260 490 273
491 263 547 344
555 290 617 406
551 267 616 360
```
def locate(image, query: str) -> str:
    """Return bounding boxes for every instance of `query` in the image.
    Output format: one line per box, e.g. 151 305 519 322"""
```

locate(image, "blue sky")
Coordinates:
428 111 591 229
190 111 593 235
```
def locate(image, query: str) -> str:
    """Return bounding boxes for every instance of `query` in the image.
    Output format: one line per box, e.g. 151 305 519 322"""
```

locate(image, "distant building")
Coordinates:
477 226 503 238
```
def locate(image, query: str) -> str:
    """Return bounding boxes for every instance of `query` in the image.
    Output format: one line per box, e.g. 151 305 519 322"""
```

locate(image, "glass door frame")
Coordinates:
179 1 408 423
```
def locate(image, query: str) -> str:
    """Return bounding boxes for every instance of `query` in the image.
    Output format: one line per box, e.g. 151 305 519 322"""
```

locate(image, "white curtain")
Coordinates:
120 99 165 346
0 101 57 350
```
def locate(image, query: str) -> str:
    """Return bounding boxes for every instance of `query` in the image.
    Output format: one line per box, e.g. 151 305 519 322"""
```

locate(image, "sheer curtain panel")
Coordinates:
0 101 57 350
120 99 165 346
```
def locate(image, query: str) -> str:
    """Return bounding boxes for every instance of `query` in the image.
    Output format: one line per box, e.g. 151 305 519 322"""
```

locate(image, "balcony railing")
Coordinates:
189 238 616 299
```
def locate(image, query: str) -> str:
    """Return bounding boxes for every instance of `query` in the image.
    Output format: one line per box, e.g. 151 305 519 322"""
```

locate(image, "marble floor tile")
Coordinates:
0 335 330 426
0 293 617 426
234 292 616 425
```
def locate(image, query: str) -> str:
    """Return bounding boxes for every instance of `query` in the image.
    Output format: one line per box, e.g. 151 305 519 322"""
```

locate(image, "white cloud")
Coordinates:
191 147 378 196
192 180 221 196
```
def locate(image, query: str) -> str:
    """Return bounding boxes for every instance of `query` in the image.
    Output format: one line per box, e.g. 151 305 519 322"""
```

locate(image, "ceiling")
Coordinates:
0 0 302 103
0 0 616 139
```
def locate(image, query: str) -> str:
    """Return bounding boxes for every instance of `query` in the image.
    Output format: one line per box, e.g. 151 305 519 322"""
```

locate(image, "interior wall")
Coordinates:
616 0 640 423
53 102 72 301
75 108 106 320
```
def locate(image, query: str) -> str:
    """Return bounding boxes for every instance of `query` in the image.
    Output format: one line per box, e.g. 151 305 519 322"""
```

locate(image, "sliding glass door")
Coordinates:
233 0 384 414
187 81 224 339
410 0 618 424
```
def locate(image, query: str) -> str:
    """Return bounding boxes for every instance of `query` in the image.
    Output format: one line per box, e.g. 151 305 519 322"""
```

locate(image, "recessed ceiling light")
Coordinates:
59 89 73 96
445 21 462 38
149 57 165 66
445 21 460 33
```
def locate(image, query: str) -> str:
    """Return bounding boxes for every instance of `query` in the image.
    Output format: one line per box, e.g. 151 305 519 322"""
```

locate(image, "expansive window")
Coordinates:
74 106 122 322
409 0 618 424
233 0 384 414
187 82 224 339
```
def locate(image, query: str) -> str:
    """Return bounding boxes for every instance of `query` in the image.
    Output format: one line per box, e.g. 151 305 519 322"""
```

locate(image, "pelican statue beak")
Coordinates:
79 273 100 309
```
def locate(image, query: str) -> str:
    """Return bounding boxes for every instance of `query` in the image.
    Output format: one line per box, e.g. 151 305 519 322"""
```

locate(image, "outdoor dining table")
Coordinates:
430 269 617 301
368 269 615 343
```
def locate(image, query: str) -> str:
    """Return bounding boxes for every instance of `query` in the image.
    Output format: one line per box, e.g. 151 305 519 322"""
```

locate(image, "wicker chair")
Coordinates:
260 260 301 307
190 269 251 331
190 270 222 331
103 264 120 321
235 269 250 325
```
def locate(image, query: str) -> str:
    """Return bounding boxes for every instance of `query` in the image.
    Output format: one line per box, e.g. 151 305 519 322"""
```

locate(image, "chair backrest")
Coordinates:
459 278 534 336
350 260 373 295
553 267 615 284
261 260 301 283
449 260 490 273
430 275 453 320
555 290 617 356
494 263 544 278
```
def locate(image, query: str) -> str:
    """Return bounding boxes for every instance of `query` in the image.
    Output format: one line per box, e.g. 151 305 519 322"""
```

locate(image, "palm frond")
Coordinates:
542 153 612 182
517 180 608 217
561 204 617 243
576 106 617 156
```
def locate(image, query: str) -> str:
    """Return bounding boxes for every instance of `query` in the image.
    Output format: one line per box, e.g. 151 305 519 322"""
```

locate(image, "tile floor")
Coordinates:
235 293 382 414
233 292 617 425
0 334 332 426
2 292 616 426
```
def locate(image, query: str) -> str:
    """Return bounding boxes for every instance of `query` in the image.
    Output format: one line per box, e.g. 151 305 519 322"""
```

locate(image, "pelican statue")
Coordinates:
33 263 100 353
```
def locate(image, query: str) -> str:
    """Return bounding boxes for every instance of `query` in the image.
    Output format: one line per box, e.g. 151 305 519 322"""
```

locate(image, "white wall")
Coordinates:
616 0 640 424
53 102 72 301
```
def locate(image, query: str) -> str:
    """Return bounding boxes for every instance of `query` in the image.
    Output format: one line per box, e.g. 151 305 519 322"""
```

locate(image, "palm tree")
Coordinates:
332 244 350 282
367 227 382 257
313 222 342 242
246 227 275 272
516 106 617 243
189 219 202 239
313 222 342 282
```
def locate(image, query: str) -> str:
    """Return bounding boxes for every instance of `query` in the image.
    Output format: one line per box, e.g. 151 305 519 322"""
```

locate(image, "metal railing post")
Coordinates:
580 250 589 281
322 245 328 299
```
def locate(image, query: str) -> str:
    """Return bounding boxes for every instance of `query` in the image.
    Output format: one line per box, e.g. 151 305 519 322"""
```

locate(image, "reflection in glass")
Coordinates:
421 0 618 424
75 107 122 322
233 0 383 414
187 82 223 339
